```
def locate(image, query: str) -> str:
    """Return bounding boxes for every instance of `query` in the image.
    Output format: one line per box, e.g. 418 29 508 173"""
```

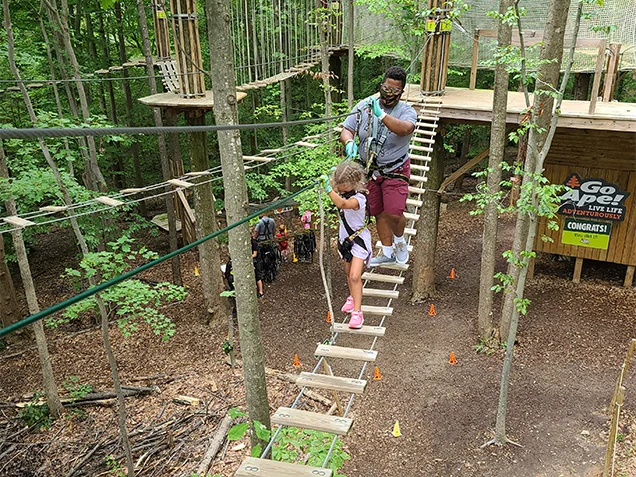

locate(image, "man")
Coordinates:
253 212 276 243
340 66 417 266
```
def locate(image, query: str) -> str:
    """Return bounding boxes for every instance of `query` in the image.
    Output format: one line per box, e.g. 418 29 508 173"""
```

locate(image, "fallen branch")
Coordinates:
196 415 234 475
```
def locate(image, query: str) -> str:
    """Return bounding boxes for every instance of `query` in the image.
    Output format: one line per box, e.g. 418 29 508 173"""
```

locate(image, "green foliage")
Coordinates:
105 454 126 477
17 392 52 430
47 235 186 340
473 338 497 355
63 376 93 400
227 408 272 458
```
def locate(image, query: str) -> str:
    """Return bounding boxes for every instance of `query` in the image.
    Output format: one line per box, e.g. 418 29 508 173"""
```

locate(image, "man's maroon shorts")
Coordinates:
367 160 410 216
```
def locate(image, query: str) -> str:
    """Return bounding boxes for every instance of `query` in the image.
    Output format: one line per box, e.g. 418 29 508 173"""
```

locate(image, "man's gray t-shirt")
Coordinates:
343 98 417 169
255 216 275 241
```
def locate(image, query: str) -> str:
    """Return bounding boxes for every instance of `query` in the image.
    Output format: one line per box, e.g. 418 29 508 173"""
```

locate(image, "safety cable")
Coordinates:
0 111 355 140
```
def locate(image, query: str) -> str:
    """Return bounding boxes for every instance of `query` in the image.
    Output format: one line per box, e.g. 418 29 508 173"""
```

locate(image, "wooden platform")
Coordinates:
402 86 636 132
138 91 247 110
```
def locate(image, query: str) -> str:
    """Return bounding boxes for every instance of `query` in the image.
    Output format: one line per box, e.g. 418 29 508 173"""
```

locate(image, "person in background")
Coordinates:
339 65 417 267
276 224 290 262
253 212 276 243
251 235 265 298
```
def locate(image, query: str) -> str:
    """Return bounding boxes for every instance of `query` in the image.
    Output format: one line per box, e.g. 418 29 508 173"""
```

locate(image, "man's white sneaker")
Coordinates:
395 241 409 264
369 251 397 267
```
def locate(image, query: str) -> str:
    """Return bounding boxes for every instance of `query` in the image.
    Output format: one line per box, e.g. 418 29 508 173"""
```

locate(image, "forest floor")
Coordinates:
1 196 635 477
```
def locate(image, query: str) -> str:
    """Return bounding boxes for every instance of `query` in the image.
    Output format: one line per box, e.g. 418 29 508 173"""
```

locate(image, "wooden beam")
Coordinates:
573 257 584 284
95 196 124 207
624 265 635 287
438 147 489 193
602 43 621 102
589 39 607 114
3 216 36 228
167 178 193 188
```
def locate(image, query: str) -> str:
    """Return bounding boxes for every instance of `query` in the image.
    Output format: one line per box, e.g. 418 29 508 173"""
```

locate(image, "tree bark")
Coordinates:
572 72 591 100
206 0 271 448
5 3 134 470
136 0 182 286
0 234 20 330
452 128 471 191
115 1 145 214
477 0 514 342
494 0 576 446
184 111 229 321
411 129 444 301
347 0 354 109
316 0 332 121
3 0 64 419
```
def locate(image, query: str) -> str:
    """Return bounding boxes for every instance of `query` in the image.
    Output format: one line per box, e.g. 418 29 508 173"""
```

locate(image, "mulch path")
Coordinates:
1 199 635 476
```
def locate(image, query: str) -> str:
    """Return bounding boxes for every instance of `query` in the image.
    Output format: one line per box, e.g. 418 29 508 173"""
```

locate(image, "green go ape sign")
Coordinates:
561 218 612 250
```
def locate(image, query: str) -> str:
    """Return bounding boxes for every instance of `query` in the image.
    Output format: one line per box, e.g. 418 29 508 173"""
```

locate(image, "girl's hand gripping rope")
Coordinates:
320 174 333 194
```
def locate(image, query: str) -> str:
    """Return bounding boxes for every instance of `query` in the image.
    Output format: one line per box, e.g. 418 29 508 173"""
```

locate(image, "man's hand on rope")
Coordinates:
368 98 386 120
345 140 358 158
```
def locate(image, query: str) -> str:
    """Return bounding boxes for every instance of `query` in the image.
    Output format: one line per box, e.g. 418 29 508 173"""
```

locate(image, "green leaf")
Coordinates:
228 423 249 441
228 408 247 419
254 420 271 441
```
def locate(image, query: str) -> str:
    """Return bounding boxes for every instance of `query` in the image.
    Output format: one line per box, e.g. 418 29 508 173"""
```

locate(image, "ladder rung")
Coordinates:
417 116 439 122
416 121 437 129
362 272 404 284
376 240 413 252
409 154 432 162
363 288 399 299
410 144 434 153
95 196 125 207
314 344 377 362
406 198 423 207
414 129 437 136
409 186 427 194
410 163 430 172
167 179 193 189
360 305 393 316
410 174 428 183
272 407 352 435
411 136 435 144
404 211 420 221
377 261 409 271
331 322 386 337
297 372 367 394
236 457 333 477
404 227 417 236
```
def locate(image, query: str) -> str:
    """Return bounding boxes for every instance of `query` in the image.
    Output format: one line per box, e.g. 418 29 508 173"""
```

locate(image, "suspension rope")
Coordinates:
0 111 354 140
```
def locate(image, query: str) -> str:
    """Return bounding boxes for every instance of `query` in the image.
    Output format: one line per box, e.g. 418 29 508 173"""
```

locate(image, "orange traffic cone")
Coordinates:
326 311 331 323
448 352 457 365
293 354 302 368
373 366 382 381
429 304 437 316
449 267 457 279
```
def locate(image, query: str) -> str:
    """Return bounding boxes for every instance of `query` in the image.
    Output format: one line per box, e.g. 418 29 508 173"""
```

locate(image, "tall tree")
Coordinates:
4 1 134 470
477 0 514 342
206 0 271 448
0 235 20 330
2 0 64 419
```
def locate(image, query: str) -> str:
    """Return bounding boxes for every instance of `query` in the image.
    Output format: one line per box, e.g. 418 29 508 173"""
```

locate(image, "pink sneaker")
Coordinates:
341 295 355 314
349 311 364 329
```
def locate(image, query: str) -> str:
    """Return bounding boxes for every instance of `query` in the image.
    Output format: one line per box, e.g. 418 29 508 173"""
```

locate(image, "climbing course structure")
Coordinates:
234 95 443 476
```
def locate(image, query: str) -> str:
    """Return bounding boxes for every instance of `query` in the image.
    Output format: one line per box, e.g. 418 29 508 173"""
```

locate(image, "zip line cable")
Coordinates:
0 111 354 140
0 181 318 339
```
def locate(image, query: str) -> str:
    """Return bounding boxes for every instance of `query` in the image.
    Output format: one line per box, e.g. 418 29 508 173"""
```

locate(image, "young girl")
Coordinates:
275 224 290 262
323 161 371 329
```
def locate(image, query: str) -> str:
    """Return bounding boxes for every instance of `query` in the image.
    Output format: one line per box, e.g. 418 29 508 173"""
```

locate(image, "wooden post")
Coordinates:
572 257 583 283
469 30 480 90
526 256 535 280
347 0 354 109
420 0 452 95
609 339 636 415
322 359 343 416
603 386 625 477
625 265 635 287
588 39 607 114
170 0 206 97
153 0 171 60
602 43 622 102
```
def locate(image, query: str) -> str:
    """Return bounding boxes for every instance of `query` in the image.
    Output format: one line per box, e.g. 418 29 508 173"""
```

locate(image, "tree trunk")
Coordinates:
3 0 64 419
493 0 576 446
572 72 591 100
85 8 106 115
411 129 444 301
206 0 271 448
452 128 471 191
184 111 230 321
477 0 514 342
136 0 182 286
4 3 134 470
115 1 145 214
44 0 107 192
0 235 20 330
347 0 354 109
316 0 332 121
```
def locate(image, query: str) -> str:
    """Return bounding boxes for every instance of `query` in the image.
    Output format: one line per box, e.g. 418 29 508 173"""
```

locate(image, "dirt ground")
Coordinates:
1 198 635 476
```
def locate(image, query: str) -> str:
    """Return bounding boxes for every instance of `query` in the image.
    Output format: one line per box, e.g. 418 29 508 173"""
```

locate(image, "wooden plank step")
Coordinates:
314 344 377 362
410 163 430 172
409 185 427 195
272 407 352 435
3 216 36 227
296 372 367 394
120 188 146 194
414 129 437 136
363 288 399 299
167 179 193 189
410 174 428 183
39 205 68 213
417 116 439 122
331 322 386 337
409 154 432 162
243 155 275 162
260 148 282 154
295 141 318 148
406 198 423 207
362 272 404 284
404 211 420 221
376 240 413 252
95 196 125 207
236 457 333 477
184 171 210 177
404 227 417 236
410 144 434 153
377 261 409 271
360 305 393 316
411 136 435 144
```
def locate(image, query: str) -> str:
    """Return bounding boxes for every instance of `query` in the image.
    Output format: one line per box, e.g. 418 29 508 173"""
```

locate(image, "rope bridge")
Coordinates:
235 95 443 476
